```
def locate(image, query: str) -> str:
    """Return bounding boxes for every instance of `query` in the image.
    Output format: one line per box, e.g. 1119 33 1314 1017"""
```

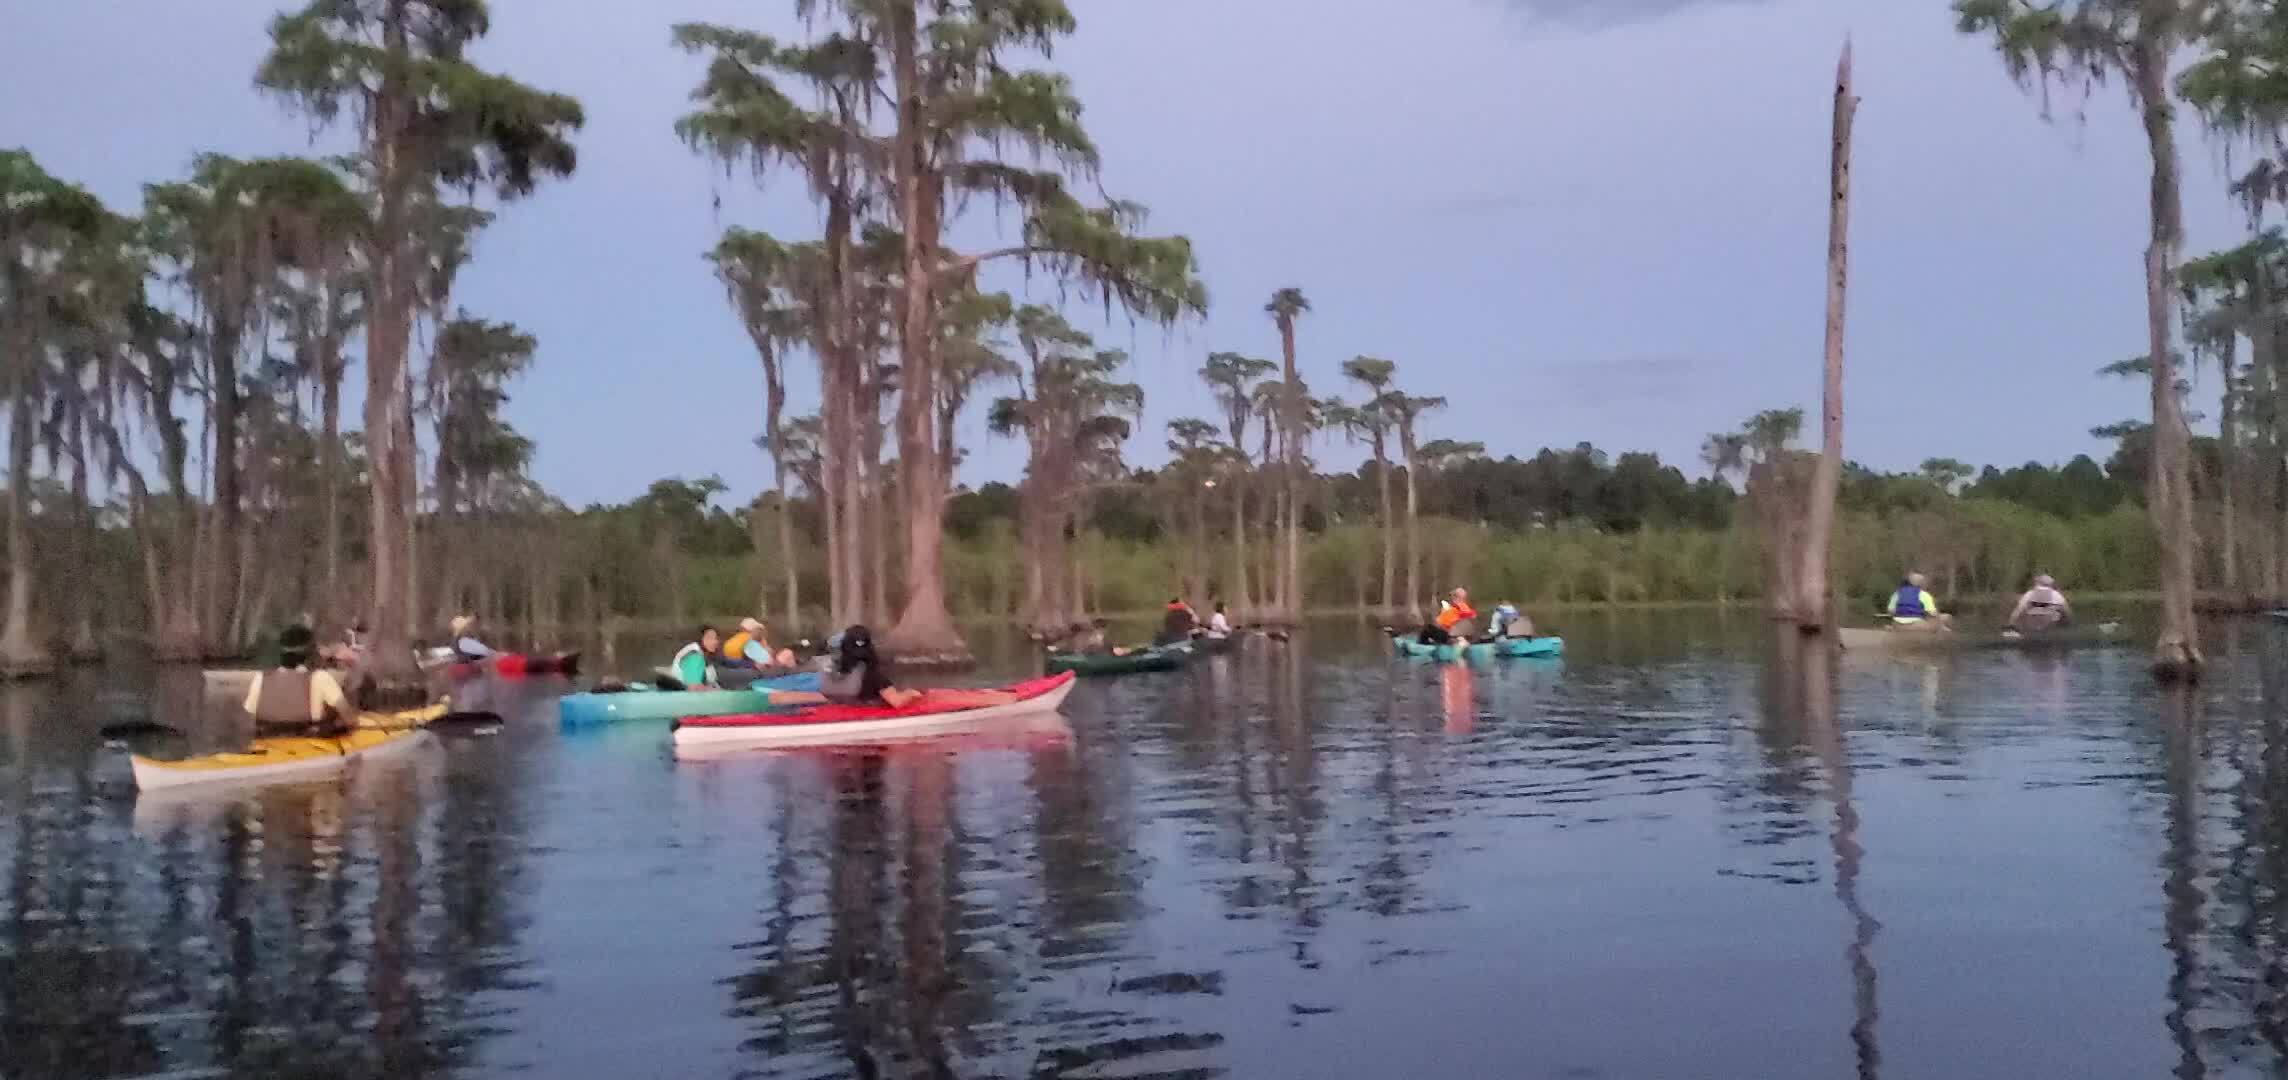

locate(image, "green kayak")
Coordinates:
1046 642 1193 676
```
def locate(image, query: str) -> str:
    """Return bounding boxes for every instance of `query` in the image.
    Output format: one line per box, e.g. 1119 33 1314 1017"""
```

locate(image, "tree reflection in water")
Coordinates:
1766 627 1881 1080
0 675 538 1079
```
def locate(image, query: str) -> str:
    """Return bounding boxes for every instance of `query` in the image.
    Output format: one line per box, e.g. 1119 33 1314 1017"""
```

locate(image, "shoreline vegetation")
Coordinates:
13 1 2288 678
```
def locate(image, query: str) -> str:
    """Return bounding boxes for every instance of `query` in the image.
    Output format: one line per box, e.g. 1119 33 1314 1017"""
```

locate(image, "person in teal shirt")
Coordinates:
670 626 721 689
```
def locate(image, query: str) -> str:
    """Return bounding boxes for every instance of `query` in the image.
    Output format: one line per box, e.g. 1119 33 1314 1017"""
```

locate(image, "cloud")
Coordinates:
1488 0 1776 30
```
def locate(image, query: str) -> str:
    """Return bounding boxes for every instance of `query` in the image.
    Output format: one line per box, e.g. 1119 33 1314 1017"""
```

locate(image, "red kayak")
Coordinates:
672 672 1077 757
443 652 582 680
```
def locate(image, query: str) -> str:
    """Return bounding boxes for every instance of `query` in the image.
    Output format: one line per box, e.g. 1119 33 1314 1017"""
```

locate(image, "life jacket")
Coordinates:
253 667 315 728
1891 584 1927 619
1436 601 1476 632
721 630 755 661
671 642 714 688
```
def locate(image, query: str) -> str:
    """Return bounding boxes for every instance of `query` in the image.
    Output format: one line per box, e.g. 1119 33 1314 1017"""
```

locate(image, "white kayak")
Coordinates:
671 672 1077 759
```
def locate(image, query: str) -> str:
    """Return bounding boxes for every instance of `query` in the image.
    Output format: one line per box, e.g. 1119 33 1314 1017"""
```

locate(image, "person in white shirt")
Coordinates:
2008 574 2072 632
1207 601 1232 638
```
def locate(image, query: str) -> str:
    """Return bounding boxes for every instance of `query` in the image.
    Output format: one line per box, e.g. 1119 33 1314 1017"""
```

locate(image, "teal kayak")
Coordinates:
1046 641 1192 676
1391 636 1466 661
559 671 821 726
1392 635 1564 661
1494 636 1564 658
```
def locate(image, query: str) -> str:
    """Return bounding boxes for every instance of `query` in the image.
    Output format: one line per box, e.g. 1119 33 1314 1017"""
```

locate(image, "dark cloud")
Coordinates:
1491 0 1775 30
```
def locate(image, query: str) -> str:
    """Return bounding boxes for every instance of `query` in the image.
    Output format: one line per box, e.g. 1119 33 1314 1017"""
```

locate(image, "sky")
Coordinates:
1 0 2252 507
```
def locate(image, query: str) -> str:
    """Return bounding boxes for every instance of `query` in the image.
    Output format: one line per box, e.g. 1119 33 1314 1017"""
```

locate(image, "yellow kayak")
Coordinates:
130 701 447 792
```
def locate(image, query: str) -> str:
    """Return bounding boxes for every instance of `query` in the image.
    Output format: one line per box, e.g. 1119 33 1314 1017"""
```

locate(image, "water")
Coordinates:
5 610 2287 1078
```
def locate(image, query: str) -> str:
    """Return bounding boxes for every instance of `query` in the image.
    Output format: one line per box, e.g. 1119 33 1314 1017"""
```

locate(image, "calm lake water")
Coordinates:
6 608 2287 1078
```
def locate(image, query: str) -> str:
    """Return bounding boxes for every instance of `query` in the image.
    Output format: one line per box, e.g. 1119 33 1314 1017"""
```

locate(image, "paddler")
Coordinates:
1488 601 1535 640
1157 598 1198 645
670 625 723 689
720 617 796 670
2008 574 2073 632
1206 601 1232 639
819 624 921 707
1885 572 1952 632
242 625 350 736
1421 588 1477 644
449 614 496 662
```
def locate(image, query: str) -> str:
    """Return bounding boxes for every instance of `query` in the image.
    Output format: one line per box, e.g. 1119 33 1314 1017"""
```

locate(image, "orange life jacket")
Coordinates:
1435 601 1476 631
721 630 755 661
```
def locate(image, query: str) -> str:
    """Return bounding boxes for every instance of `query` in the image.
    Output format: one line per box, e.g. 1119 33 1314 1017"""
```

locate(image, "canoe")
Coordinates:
672 672 1077 758
1837 623 2123 651
557 671 823 726
1045 642 1192 676
436 651 581 680
130 702 444 792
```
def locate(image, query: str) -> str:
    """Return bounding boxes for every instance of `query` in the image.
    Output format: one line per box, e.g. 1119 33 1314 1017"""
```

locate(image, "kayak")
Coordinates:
1838 623 2123 651
129 700 446 793
672 672 1078 758
1391 636 1466 661
1045 642 1191 675
1493 636 1565 658
557 671 822 725
437 652 581 680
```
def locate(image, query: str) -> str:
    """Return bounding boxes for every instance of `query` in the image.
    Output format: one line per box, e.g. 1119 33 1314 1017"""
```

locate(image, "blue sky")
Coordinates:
3 0 2246 506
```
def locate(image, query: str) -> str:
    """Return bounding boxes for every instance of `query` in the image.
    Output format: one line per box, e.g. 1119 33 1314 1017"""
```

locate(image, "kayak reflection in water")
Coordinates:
1418 587 1477 645
243 625 350 737
772 626 1021 711
2008 574 2072 633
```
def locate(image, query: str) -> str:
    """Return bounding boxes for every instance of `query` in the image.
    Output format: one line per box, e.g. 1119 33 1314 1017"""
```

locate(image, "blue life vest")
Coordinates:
1891 584 1927 618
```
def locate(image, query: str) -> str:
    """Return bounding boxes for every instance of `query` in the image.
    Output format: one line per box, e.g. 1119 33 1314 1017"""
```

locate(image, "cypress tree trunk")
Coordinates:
1794 43 1855 632
2134 41 2202 679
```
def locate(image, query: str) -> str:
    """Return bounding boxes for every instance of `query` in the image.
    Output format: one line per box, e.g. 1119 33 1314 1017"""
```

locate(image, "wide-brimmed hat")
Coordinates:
449 614 475 637
739 617 764 634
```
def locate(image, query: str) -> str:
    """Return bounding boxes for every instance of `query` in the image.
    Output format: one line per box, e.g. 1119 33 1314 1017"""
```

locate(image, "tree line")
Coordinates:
15 0 2288 675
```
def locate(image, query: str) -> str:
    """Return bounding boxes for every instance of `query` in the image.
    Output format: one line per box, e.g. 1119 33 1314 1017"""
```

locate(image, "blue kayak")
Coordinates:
558 671 822 726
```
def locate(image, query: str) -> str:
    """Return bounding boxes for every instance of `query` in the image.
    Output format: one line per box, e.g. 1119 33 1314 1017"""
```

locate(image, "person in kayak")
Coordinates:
1885 573 1951 631
1206 601 1232 639
720 617 797 670
670 626 722 689
449 614 495 662
2008 574 2073 632
1420 588 1478 644
242 625 350 736
1157 598 1198 645
1488 602 1535 639
819 625 921 707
